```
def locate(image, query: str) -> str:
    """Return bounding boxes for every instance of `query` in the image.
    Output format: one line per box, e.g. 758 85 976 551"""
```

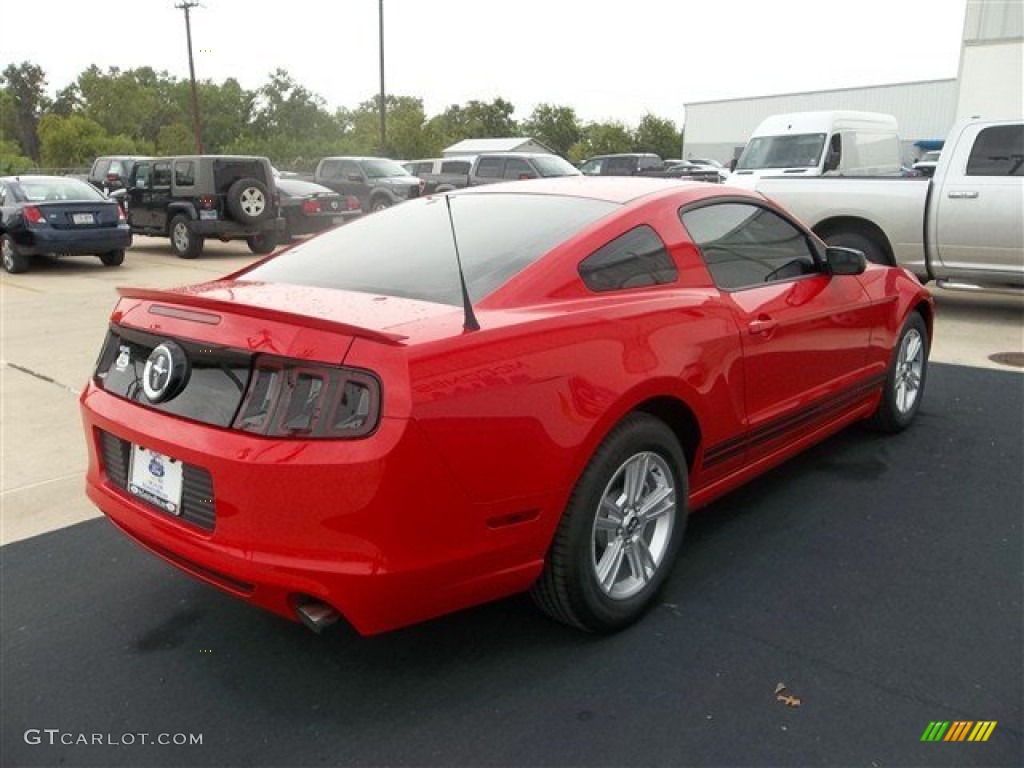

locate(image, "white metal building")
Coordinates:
443 138 555 157
683 1 1023 165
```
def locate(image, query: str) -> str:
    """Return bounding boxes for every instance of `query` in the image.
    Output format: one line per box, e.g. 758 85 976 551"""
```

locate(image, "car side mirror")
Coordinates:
825 246 866 275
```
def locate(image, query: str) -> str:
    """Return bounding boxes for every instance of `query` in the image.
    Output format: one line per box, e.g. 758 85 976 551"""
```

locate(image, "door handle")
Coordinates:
748 317 778 335
947 190 979 199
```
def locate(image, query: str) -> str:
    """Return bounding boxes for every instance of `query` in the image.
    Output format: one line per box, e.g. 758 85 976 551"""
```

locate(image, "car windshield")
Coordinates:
19 177 106 201
531 156 582 177
361 159 411 178
242 193 617 305
736 134 827 170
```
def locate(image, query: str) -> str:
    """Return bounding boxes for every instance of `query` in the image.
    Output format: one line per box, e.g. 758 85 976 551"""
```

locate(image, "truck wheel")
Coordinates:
227 178 272 223
1 234 29 274
99 249 125 267
370 196 392 212
170 215 204 259
823 231 890 266
246 232 278 255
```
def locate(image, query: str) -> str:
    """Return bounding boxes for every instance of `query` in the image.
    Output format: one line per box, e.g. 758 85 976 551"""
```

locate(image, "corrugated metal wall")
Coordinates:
683 80 958 164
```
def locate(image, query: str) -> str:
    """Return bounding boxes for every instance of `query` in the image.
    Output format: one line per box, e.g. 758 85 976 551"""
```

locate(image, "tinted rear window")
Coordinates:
18 177 106 201
242 193 617 305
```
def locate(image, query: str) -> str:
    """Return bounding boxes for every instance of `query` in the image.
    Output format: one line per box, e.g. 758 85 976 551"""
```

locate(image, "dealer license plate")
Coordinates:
128 445 184 515
72 212 95 225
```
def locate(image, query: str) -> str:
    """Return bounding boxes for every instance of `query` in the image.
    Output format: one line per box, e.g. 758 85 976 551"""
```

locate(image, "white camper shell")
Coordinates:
730 111 901 185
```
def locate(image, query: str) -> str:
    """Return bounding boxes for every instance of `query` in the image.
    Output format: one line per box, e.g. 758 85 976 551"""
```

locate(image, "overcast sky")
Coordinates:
7 0 968 126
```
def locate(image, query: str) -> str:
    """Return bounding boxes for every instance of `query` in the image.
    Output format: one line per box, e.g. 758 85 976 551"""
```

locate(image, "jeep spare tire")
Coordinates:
226 178 272 223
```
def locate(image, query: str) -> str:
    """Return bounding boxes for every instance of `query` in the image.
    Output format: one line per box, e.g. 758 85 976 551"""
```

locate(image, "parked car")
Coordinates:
277 178 361 240
579 153 664 176
402 156 475 194
0 175 131 273
87 156 150 194
81 176 933 637
313 157 424 212
912 150 942 177
663 161 728 183
115 155 285 258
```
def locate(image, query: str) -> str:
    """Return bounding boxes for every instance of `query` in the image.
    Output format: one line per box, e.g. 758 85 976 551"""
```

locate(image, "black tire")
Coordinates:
226 178 272 223
169 215 204 259
246 232 278 255
867 311 929 433
1 234 29 274
369 195 392 212
531 413 688 632
99 249 124 267
823 230 890 266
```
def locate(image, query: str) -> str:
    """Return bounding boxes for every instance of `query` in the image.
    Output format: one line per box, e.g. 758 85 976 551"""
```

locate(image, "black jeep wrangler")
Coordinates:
117 155 285 258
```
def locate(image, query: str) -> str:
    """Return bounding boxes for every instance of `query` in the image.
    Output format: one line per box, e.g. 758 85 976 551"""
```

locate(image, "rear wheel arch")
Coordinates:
814 217 894 266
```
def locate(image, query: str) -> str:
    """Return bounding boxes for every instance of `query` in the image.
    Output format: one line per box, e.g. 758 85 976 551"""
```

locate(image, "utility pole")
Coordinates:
176 1 204 154
378 0 386 156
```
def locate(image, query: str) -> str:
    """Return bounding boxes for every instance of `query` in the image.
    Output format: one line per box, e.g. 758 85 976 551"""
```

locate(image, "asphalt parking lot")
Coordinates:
2 239 1022 767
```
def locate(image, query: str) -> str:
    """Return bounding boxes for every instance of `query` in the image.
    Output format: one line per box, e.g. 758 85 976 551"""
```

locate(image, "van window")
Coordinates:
966 125 1024 176
736 134 826 170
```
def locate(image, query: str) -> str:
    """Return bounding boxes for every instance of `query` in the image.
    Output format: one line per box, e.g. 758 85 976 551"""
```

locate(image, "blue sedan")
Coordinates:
1 176 132 273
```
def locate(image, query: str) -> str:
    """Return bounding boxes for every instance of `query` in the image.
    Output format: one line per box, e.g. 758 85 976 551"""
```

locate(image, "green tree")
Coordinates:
634 113 682 160
0 138 34 174
1 62 49 161
575 120 634 160
523 104 582 157
341 95 438 158
74 66 180 146
37 114 138 168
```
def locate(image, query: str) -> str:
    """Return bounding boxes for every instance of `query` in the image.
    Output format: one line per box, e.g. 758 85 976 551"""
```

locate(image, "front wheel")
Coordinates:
170 215 204 259
1 234 29 274
246 232 278 255
99 249 124 267
531 413 688 632
867 311 929 432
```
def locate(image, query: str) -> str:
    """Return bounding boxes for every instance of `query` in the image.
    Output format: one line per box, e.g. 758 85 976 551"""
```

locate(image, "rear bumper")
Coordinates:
16 225 132 256
80 383 546 635
190 216 285 238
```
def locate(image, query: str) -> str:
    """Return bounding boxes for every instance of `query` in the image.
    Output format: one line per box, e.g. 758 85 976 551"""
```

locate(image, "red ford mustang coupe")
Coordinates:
80 177 932 635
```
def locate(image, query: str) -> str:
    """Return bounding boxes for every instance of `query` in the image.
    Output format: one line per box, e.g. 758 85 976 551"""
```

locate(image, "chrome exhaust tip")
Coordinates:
295 599 341 634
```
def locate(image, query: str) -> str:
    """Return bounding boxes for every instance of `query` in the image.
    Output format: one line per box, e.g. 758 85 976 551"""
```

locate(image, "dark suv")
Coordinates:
118 155 285 258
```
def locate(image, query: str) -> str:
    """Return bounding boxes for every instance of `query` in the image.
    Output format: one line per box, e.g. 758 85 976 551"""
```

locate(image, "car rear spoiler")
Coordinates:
116 286 408 346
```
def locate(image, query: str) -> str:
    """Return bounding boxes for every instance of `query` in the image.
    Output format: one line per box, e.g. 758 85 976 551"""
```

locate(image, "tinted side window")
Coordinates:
134 163 152 189
605 157 636 175
320 159 342 179
93 159 110 178
410 162 432 176
441 160 470 174
579 225 677 292
152 162 171 188
966 125 1024 176
174 160 195 186
340 160 361 178
680 203 818 291
476 157 504 178
0 184 7 206
504 158 534 179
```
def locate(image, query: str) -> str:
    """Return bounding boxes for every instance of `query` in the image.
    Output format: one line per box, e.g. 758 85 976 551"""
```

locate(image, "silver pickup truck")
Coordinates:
753 118 1023 293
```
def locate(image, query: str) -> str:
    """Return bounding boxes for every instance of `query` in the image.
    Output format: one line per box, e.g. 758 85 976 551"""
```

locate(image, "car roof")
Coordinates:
456 175 722 205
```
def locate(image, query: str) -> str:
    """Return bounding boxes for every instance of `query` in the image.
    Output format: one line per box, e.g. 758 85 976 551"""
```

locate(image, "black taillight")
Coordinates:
233 357 380 438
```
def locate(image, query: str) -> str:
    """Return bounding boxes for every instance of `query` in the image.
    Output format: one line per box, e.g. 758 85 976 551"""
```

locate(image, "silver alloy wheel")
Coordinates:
172 221 190 252
591 451 676 600
240 187 266 217
1 237 13 271
894 327 925 414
